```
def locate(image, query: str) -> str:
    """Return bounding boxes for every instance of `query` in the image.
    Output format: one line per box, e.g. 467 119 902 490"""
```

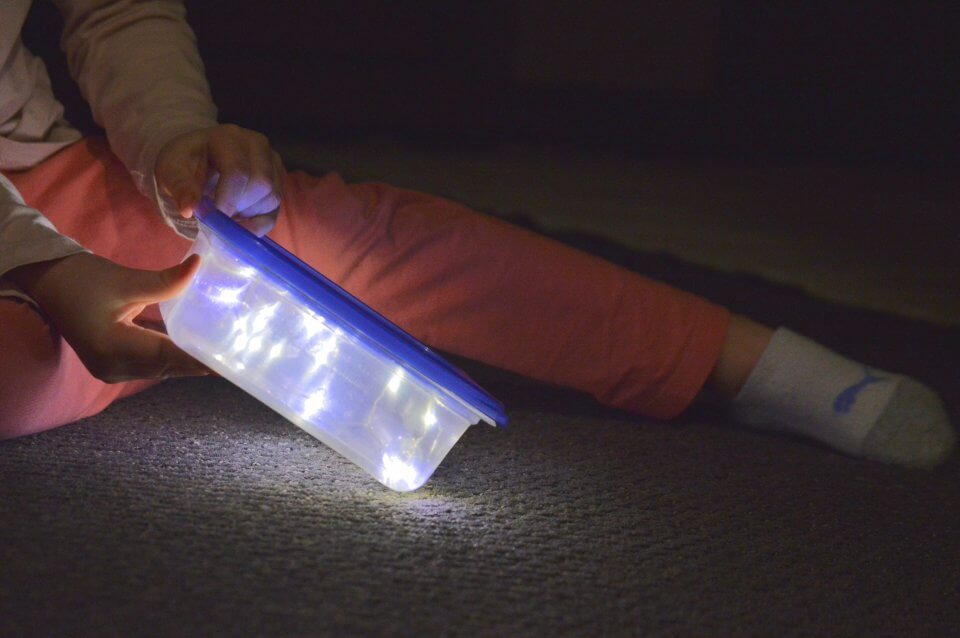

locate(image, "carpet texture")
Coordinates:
1 226 957 636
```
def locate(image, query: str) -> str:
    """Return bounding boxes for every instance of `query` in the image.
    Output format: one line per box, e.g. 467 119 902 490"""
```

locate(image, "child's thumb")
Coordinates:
125 255 201 304
157 154 206 218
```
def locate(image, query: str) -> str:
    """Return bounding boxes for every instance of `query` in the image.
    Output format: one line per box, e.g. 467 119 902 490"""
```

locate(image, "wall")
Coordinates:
23 1 957 162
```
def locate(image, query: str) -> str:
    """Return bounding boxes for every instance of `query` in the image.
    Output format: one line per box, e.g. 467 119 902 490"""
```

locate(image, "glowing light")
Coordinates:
231 332 250 352
251 303 279 333
300 312 327 339
234 265 257 278
158 219 501 494
302 387 328 418
267 342 284 360
380 454 420 490
308 335 339 372
387 369 403 394
211 286 244 304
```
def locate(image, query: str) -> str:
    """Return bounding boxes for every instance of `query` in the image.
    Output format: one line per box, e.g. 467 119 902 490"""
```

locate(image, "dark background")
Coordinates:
24 0 958 165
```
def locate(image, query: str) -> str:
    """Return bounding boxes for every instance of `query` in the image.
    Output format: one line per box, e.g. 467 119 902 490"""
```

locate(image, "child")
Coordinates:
0 0 953 466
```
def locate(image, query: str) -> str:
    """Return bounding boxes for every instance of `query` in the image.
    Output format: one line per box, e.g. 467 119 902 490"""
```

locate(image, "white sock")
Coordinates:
730 328 955 467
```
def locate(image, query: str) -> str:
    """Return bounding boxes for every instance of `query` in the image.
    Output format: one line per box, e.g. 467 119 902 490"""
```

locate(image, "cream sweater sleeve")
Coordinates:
54 0 219 239
0 172 88 279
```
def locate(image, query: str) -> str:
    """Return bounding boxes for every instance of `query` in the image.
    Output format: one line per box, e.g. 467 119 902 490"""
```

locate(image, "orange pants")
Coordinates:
0 139 729 438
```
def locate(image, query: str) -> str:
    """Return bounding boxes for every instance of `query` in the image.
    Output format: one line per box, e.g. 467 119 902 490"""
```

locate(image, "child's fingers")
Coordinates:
83 322 209 382
229 173 276 218
237 212 278 237
209 135 252 215
113 324 211 380
156 146 207 218
234 186 281 237
122 255 201 305
139 328 210 379
208 129 281 217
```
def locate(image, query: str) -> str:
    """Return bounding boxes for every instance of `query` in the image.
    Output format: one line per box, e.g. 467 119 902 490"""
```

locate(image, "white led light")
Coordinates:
211 286 244 304
387 369 404 394
251 302 279 333
267 342 284 360
380 454 420 490
302 387 328 418
300 312 326 339
423 407 437 428
231 333 250 352
234 265 257 278
308 335 339 372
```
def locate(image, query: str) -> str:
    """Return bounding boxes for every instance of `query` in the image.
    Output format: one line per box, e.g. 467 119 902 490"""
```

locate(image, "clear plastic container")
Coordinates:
159 200 507 491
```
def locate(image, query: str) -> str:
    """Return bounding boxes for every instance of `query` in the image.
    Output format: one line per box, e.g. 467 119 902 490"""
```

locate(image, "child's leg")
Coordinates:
267 170 954 466
6 138 952 465
268 172 731 419
0 298 156 439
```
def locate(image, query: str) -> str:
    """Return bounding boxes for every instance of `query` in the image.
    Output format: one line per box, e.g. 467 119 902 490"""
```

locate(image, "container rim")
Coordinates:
193 199 508 428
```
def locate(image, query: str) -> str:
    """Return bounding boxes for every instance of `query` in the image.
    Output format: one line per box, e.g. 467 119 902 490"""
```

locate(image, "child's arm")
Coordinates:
0 173 87 288
1 174 207 381
54 0 283 237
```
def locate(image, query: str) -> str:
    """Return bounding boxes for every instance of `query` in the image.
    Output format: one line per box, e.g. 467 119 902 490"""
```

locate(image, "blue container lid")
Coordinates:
194 200 507 428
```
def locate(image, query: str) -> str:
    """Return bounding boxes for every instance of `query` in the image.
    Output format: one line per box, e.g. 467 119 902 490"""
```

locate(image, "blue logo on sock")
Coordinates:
833 366 889 414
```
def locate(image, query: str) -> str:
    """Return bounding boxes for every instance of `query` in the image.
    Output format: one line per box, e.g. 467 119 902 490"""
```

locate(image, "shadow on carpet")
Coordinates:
1 223 957 636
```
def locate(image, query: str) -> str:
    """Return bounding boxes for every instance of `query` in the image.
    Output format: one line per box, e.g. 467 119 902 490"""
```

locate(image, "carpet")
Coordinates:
1 225 957 636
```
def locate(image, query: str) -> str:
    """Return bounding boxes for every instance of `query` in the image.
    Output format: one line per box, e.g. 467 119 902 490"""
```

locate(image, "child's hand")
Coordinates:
5 253 209 382
155 124 285 236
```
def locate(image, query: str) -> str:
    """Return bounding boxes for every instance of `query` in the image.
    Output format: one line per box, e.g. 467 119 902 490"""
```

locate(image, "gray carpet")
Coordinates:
1 232 958 636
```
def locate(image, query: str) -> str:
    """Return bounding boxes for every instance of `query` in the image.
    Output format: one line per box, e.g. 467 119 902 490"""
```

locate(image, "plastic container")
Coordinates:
159 200 507 491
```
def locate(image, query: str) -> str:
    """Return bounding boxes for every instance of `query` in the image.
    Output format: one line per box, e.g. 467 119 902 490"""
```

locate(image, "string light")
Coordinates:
308 335 339 372
162 224 503 494
302 387 328 419
380 454 420 490
300 312 327 340
234 265 257 278
231 332 250 353
251 302 279 333
267 342 284 361
211 286 244 304
387 369 404 394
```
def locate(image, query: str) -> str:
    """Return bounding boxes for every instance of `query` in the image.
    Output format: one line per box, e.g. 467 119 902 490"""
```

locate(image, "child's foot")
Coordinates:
729 328 955 467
